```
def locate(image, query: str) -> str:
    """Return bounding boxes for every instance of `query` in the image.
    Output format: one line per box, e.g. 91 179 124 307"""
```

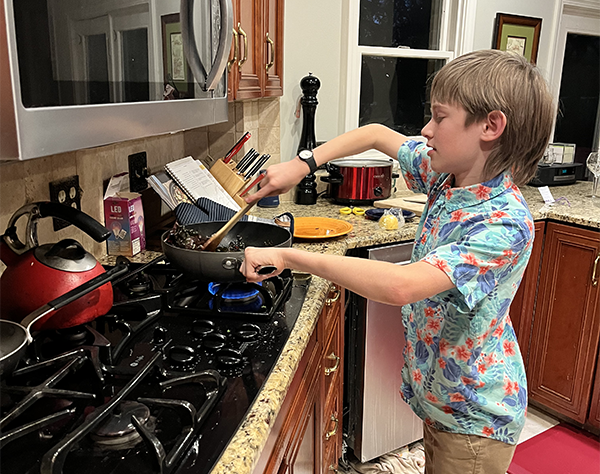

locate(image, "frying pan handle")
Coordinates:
221 257 277 276
20 263 129 336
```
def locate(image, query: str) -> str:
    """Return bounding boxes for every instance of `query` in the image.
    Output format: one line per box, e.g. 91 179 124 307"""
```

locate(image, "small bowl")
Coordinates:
365 208 416 221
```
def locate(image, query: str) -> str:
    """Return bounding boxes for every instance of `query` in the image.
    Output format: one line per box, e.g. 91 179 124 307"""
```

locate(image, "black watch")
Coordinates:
298 149 318 174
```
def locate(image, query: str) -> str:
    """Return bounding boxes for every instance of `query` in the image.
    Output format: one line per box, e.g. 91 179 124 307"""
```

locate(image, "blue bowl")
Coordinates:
365 208 416 221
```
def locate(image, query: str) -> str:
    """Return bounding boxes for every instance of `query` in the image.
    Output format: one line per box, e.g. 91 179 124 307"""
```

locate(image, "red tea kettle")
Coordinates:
0 202 113 331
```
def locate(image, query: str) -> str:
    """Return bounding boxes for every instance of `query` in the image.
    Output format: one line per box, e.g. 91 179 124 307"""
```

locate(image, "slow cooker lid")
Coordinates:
330 157 393 168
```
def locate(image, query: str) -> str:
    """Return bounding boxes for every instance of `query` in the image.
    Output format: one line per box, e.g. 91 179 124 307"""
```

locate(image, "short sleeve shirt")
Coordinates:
397 140 532 445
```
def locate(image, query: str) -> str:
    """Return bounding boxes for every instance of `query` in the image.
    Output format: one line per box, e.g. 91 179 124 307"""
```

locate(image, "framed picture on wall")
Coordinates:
493 13 542 65
161 13 193 98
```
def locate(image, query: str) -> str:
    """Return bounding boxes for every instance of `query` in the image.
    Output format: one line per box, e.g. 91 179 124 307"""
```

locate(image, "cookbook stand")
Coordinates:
210 159 248 207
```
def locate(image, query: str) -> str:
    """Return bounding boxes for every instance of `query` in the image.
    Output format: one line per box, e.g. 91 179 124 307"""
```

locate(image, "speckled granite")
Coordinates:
99 181 598 474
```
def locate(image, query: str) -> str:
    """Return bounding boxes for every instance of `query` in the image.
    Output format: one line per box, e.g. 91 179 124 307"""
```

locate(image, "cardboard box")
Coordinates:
104 173 146 256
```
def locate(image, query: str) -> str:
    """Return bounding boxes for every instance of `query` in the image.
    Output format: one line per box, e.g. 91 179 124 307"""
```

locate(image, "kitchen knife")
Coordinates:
237 150 260 175
223 132 251 163
235 148 256 171
245 154 271 179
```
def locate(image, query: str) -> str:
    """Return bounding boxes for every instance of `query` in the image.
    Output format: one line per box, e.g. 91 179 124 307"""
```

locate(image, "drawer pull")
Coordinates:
325 352 340 376
265 32 275 72
593 253 599 287
325 413 338 440
326 287 341 306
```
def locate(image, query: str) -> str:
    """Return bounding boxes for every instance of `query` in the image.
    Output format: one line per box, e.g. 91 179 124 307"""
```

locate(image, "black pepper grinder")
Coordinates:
295 73 320 205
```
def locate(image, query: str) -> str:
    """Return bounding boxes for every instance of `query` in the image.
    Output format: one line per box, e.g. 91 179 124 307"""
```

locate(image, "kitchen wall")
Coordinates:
280 0 569 161
0 98 281 264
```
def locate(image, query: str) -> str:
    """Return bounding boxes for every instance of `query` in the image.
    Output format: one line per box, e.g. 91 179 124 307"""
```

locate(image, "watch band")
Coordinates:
298 151 318 174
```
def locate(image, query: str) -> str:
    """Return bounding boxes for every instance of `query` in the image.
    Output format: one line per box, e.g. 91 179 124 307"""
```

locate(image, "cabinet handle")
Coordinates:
328 466 339 473
592 253 599 287
237 23 248 70
227 28 238 72
265 32 275 72
325 413 338 440
325 352 340 376
326 287 341 306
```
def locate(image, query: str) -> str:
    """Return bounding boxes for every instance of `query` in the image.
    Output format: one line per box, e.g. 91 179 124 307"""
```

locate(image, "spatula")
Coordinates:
201 172 266 252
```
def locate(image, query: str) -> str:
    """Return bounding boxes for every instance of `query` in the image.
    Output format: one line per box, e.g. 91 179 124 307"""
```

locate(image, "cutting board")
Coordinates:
373 196 426 215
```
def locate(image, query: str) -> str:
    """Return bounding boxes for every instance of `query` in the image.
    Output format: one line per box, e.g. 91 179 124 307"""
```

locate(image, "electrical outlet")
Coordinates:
49 175 81 231
128 151 149 193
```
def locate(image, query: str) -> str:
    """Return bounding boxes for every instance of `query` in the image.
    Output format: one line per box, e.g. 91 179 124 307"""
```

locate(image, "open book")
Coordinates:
164 156 241 211
146 171 193 211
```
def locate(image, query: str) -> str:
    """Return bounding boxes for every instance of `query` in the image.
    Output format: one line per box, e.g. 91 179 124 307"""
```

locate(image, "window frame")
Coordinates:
341 0 478 144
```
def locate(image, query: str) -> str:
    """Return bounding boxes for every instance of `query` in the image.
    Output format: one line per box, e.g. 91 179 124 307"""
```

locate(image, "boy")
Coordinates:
241 50 555 474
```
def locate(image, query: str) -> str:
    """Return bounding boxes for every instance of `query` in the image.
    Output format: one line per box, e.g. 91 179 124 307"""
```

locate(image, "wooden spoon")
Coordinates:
201 172 266 252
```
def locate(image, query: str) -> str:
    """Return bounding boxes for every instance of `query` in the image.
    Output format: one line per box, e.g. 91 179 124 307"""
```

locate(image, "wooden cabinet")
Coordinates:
227 0 283 100
254 283 345 474
510 220 545 368
527 222 600 424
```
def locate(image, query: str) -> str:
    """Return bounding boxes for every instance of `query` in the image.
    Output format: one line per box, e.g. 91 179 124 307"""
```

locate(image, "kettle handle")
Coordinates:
2 202 111 256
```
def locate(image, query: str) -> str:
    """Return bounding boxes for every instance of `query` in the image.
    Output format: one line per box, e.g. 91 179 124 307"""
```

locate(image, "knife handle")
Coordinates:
224 132 251 163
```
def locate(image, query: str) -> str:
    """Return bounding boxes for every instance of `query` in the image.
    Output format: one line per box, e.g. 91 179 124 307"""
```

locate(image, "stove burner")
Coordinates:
167 345 197 369
202 333 227 351
52 327 89 345
235 324 261 342
125 273 152 296
89 401 150 446
208 282 261 304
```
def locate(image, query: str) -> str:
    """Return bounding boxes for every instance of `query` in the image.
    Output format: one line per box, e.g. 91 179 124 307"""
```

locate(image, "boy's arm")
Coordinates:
245 124 407 204
241 247 454 306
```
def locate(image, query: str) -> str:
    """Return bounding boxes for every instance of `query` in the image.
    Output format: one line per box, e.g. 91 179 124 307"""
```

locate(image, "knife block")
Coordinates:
210 159 249 207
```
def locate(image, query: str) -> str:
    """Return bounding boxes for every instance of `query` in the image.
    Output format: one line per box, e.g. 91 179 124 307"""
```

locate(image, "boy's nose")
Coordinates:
421 119 433 139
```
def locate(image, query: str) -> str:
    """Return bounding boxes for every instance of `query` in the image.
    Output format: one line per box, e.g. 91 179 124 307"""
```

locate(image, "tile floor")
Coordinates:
339 405 561 473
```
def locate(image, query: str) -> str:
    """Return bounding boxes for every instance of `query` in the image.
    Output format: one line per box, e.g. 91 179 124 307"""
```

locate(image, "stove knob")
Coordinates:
373 186 383 197
153 326 168 344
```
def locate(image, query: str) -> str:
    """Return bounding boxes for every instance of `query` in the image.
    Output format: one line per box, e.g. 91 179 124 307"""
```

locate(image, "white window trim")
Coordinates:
341 0 478 147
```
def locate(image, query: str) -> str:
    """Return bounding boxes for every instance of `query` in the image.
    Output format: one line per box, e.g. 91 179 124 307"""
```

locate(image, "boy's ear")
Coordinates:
481 110 507 142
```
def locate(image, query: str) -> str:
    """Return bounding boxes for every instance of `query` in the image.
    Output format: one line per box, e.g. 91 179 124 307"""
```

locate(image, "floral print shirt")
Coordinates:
397 140 531 445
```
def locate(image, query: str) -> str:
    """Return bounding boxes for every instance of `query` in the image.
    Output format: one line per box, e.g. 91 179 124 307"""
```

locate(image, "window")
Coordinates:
343 0 476 139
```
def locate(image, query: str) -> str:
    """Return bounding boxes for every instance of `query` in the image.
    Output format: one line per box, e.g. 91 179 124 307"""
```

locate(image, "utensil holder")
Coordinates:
210 159 250 207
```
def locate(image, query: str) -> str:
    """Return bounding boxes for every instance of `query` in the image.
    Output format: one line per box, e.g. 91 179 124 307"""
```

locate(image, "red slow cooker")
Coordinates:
320 157 397 204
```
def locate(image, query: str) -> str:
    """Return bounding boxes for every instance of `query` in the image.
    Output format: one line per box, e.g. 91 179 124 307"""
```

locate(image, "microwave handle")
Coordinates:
181 0 234 92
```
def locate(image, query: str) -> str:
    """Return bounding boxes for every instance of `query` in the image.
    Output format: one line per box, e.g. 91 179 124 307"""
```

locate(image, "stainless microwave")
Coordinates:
1 0 232 160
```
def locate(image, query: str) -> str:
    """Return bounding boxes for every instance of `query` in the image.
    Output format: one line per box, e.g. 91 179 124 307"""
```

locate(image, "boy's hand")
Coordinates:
241 247 287 282
243 158 313 204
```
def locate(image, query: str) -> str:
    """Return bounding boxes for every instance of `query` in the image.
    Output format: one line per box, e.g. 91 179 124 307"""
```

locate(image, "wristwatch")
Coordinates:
298 149 318 174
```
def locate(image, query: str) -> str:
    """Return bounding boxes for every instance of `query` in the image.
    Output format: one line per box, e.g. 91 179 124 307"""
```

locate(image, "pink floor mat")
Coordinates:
508 423 600 474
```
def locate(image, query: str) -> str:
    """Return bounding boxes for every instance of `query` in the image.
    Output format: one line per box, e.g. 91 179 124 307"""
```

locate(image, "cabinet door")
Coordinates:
528 222 600 423
587 350 600 429
510 221 545 369
262 0 283 97
231 0 261 99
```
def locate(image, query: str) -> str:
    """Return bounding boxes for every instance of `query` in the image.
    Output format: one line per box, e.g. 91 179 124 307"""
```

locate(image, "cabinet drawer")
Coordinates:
322 318 342 401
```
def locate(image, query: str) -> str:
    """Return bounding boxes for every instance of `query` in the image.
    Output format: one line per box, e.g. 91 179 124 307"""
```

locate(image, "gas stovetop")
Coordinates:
0 259 309 474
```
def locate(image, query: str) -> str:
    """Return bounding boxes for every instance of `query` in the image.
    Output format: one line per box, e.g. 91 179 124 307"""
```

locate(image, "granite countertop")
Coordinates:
100 180 598 474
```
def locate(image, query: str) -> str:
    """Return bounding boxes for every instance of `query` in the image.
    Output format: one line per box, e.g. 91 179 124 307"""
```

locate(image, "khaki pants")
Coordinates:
423 423 517 474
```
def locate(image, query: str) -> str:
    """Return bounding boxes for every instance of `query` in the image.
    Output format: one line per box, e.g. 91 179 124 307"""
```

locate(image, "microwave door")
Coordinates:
180 0 233 93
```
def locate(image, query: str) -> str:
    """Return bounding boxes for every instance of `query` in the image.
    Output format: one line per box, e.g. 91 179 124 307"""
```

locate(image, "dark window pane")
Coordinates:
553 33 600 163
122 28 149 102
359 0 442 49
359 55 444 135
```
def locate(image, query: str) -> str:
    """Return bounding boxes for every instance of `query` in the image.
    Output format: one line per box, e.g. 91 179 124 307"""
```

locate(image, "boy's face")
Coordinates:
421 102 486 185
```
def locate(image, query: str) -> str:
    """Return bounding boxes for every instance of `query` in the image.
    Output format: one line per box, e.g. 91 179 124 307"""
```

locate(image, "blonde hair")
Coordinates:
430 50 555 186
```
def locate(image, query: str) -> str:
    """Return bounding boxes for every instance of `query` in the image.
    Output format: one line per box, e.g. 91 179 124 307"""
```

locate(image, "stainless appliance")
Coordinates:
0 257 309 474
1 0 232 160
345 242 422 463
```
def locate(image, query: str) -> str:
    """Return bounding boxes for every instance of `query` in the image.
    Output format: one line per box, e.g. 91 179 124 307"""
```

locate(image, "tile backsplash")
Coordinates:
0 98 281 264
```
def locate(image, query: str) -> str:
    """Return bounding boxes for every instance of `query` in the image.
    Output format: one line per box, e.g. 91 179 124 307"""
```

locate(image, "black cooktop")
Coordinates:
0 260 309 474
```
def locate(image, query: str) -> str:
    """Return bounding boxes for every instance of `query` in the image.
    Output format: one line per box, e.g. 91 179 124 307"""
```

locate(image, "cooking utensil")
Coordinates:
237 150 260 175
0 263 128 376
320 157 397 204
201 173 266 252
0 202 115 331
223 132 251 164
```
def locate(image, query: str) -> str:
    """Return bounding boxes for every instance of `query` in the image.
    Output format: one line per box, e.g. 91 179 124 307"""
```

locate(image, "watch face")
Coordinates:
299 150 312 159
